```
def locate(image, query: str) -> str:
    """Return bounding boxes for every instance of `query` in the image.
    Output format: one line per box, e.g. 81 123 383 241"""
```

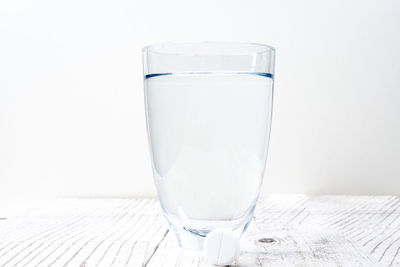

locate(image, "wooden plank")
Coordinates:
0 199 169 267
0 196 399 266
146 195 400 267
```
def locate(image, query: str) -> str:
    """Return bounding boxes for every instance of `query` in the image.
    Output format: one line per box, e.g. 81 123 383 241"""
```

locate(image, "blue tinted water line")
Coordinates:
145 72 273 79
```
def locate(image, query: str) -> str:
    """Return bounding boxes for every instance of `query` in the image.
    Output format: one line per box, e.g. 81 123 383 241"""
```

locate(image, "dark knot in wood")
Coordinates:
258 238 275 243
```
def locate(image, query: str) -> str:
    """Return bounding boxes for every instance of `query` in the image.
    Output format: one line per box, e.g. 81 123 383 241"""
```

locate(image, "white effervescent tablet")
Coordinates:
203 228 240 266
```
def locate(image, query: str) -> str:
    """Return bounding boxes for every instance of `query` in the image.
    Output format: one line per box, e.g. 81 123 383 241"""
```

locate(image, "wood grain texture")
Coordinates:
0 196 399 267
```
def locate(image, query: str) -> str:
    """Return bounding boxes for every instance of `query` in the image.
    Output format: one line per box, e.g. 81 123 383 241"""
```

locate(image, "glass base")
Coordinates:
170 219 252 251
173 228 206 250
162 201 256 250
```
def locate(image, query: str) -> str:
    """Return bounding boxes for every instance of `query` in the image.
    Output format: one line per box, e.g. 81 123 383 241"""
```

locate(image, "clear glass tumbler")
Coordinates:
143 42 275 250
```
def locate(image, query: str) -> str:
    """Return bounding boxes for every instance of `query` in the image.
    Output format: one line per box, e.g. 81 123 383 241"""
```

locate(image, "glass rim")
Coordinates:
142 42 275 56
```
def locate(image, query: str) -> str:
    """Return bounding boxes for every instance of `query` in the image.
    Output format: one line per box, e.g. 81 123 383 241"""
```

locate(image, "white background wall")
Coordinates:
0 0 399 198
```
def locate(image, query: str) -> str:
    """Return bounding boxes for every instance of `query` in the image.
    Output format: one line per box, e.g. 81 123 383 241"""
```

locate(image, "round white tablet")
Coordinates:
203 228 240 266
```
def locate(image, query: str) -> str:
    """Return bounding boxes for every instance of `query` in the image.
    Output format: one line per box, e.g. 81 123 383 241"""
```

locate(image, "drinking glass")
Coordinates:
143 42 275 250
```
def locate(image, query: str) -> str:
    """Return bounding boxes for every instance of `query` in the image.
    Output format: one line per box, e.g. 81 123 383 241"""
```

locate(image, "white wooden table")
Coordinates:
0 195 399 267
